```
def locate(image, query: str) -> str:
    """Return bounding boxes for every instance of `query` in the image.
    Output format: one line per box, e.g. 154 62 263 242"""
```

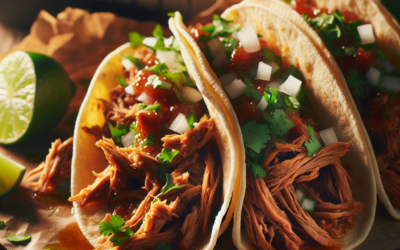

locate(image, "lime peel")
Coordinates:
0 153 26 197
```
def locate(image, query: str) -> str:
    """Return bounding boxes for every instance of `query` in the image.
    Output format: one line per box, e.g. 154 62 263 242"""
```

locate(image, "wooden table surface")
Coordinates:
1 17 400 250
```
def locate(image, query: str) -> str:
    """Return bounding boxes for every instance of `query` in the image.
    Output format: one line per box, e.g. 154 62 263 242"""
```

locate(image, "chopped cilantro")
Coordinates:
167 12 175 17
245 86 262 103
346 70 369 98
156 148 180 165
201 15 241 38
116 76 128 87
156 242 172 250
221 38 239 56
163 70 194 89
187 110 196 128
240 74 252 85
147 75 172 90
199 35 213 62
139 103 162 113
108 122 128 145
129 122 136 132
262 48 278 63
129 32 145 48
99 215 133 246
6 234 31 243
142 132 154 147
241 121 271 154
246 158 266 178
284 95 301 112
148 63 168 75
21 213 35 222
263 109 294 137
153 174 185 202
124 55 145 70
249 65 258 79
278 65 305 84
153 24 163 38
0 221 5 229
297 89 312 110
304 126 322 157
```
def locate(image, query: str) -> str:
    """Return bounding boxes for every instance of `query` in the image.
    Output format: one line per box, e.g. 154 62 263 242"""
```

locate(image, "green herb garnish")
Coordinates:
262 48 278 62
241 121 271 154
99 215 133 246
221 37 239 55
246 158 266 178
245 86 262 102
6 234 31 243
156 148 180 165
142 132 154 147
153 174 185 203
129 32 145 48
21 213 35 222
263 109 295 137
0 221 5 229
156 242 172 250
305 126 322 157
201 15 241 38
153 24 163 38
123 55 145 70
249 65 258 79
116 76 128 87
139 103 162 113
187 110 196 128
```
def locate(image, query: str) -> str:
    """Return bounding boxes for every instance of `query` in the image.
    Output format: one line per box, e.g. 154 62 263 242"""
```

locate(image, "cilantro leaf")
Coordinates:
99 214 126 236
221 38 239 56
153 24 163 38
241 121 271 154
163 70 194 89
261 48 278 63
116 76 128 87
0 221 5 229
153 174 185 202
142 132 154 147
108 122 128 139
245 86 263 103
156 148 180 165
249 65 258 79
139 103 162 113
156 242 172 250
148 63 168 75
263 109 294 137
124 55 145 70
155 167 168 182
346 70 369 98
202 15 241 38
21 213 35 222
167 12 175 17
304 126 322 157
129 32 145 48
6 234 31 243
246 158 266 178
187 110 196 128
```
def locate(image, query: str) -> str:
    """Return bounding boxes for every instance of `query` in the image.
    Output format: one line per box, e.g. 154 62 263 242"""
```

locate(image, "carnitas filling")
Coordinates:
70 27 223 249
291 0 400 209
189 15 365 249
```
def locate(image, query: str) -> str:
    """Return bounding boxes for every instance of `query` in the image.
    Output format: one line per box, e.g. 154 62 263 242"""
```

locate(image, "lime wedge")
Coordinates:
0 153 26 197
0 51 73 144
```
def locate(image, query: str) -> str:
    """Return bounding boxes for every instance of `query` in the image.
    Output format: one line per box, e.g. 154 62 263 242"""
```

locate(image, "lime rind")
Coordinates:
0 51 35 144
0 153 26 197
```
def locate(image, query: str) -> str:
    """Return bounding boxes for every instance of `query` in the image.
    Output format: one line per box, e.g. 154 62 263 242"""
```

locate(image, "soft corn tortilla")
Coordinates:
244 0 400 221
173 3 377 250
70 41 244 248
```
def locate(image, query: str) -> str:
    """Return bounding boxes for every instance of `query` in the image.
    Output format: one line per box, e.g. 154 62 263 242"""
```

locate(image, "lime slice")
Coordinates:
0 153 26 197
0 51 73 144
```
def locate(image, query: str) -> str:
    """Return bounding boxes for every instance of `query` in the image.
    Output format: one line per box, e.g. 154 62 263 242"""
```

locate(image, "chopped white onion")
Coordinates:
156 50 184 71
125 85 134 95
301 197 316 212
169 113 190 134
266 81 281 90
382 76 400 92
296 189 305 203
365 66 380 85
319 127 339 146
142 37 158 47
357 24 375 45
231 31 239 39
237 25 261 53
256 61 272 81
224 79 246 99
382 59 394 73
164 36 174 47
212 49 227 67
121 131 136 148
278 75 302 97
266 61 280 74
256 96 268 111
121 58 134 70
181 86 203 103
137 92 155 104
208 38 224 57
218 72 237 87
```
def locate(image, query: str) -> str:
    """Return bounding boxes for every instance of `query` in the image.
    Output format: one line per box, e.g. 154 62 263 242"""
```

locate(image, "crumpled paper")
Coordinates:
0 7 167 250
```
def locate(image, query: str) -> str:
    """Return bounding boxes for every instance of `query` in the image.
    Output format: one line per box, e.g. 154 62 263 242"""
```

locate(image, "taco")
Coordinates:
244 0 400 220
69 24 245 249
168 4 376 250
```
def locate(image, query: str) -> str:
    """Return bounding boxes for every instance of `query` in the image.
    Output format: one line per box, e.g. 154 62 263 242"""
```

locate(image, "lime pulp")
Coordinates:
0 153 26 197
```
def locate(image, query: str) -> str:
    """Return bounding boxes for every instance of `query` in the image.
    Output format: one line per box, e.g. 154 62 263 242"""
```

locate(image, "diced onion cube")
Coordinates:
256 61 272 81
121 58 134 70
296 189 305 203
279 75 302 97
137 92 155 104
266 81 281 90
357 24 375 45
301 197 316 212
164 36 174 47
267 61 280 74
212 49 227 67
231 31 239 39
382 60 394 73
156 50 184 71
208 38 224 57
224 79 246 99
121 131 136 148
219 72 237 87
320 127 339 146
382 76 400 92
365 66 380 85
125 85 134 95
237 25 261 53
256 96 268 111
181 86 203 103
142 37 158 47
169 113 190 134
